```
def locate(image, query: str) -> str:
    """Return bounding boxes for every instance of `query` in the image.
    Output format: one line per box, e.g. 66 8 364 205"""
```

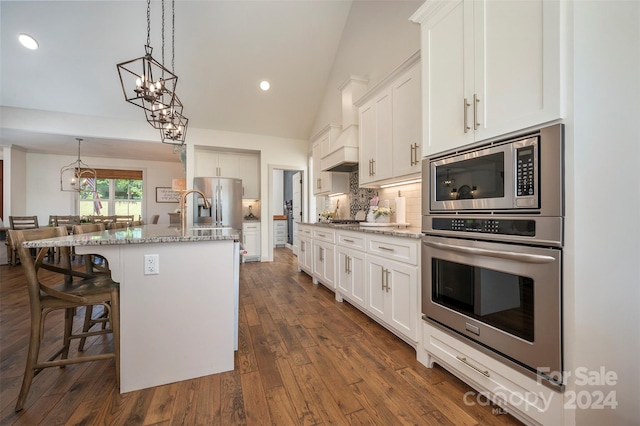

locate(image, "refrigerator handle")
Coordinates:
217 184 223 226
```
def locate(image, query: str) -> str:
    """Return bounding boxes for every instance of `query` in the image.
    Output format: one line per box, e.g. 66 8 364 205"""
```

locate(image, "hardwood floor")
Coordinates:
0 248 523 425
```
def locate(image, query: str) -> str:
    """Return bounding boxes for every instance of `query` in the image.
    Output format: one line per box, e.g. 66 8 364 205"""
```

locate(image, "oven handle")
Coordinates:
423 240 556 264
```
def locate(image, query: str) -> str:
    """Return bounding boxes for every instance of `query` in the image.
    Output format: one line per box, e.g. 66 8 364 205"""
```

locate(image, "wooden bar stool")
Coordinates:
9 226 120 411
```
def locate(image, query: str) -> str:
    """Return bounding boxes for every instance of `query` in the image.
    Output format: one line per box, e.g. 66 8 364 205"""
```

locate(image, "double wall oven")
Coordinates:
421 124 564 389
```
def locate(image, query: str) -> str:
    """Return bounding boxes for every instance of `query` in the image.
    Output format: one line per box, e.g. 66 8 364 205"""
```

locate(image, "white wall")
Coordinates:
272 169 284 216
565 1 640 424
23 152 183 225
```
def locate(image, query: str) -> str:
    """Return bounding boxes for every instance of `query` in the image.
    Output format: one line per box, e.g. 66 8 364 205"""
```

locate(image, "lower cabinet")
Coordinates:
242 222 260 262
419 323 563 426
297 225 313 274
336 246 366 310
274 219 288 247
312 240 336 289
366 255 418 343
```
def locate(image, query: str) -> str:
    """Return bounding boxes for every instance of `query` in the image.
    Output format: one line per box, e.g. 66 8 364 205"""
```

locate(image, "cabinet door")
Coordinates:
194 150 220 177
349 249 366 309
387 261 418 341
238 154 259 199
336 247 350 295
358 102 377 185
216 152 239 178
322 243 336 289
358 90 393 186
474 0 560 141
392 63 422 177
312 240 324 278
366 256 387 322
421 0 473 157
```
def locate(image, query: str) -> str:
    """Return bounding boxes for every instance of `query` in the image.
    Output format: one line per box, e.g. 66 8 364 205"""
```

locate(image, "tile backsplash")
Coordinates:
320 171 421 227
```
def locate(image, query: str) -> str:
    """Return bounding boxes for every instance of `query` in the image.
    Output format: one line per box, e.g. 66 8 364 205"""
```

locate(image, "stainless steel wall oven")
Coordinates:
421 124 564 389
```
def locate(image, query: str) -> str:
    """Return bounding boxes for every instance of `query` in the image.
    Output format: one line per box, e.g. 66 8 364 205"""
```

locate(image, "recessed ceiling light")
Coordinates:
18 33 39 50
260 80 270 91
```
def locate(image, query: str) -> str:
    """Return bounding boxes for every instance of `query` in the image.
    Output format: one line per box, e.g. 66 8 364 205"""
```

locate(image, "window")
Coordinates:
79 169 143 218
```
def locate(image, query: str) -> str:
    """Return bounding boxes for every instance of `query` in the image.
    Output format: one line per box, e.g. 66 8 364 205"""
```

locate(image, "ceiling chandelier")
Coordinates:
60 138 97 192
442 169 455 187
117 0 188 145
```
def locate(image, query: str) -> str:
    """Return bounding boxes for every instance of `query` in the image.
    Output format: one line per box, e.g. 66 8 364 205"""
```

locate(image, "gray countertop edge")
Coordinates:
22 224 240 248
300 222 423 239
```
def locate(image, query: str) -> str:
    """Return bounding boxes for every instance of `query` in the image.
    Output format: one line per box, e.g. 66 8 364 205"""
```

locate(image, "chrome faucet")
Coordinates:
179 189 211 230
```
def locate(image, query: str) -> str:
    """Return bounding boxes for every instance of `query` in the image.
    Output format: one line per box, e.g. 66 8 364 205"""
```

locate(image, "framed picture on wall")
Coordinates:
155 187 180 203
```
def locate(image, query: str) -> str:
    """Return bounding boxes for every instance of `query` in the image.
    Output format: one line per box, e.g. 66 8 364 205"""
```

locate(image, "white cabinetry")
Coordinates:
274 219 287 247
335 231 366 310
411 0 561 156
242 222 260 262
297 225 313 274
419 324 563 426
365 234 419 343
358 88 393 186
312 136 349 196
357 53 421 187
311 228 336 289
194 148 260 199
237 154 260 199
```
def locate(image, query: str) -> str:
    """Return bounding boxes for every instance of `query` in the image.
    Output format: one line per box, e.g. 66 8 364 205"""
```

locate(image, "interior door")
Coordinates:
292 172 302 256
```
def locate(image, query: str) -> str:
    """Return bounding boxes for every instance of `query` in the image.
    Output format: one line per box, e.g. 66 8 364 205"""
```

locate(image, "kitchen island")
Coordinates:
24 224 240 393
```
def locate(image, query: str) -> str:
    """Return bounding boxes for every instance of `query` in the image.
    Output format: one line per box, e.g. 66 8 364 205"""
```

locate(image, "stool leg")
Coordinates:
15 309 43 411
109 290 121 389
78 306 94 352
61 308 74 361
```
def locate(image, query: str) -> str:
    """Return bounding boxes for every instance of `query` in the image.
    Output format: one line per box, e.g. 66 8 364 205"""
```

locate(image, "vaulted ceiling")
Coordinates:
0 0 354 162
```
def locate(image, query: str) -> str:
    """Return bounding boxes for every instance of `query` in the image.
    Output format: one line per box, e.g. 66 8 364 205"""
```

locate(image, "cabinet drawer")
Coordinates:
337 231 365 251
298 226 312 237
313 228 335 244
423 324 562 426
274 220 287 230
366 235 418 265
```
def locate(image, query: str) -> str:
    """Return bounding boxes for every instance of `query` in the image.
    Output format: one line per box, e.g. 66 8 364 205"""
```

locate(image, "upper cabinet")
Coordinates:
356 53 422 187
312 129 349 196
194 148 260 199
411 0 562 157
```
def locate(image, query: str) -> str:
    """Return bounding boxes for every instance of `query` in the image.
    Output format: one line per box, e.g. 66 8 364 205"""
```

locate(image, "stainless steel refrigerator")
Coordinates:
193 177 243 232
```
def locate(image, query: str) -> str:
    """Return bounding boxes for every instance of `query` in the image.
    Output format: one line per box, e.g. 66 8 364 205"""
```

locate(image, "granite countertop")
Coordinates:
301 222 423 239
23 224 239 248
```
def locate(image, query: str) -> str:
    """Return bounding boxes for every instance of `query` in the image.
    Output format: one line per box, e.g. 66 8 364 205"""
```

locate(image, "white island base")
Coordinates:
76 238 238 393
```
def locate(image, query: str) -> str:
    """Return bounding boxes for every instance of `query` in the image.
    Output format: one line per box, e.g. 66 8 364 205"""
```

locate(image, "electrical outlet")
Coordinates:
144 254 159 275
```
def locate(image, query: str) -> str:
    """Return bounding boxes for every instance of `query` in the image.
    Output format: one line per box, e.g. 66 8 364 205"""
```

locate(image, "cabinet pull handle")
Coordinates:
372 158 376 176
474 94 480 130
344 255 349 274
343 238 354 243
410 144 414 166
463 98 471 133
317 233 326 237
320 247 324 261
414 143 419 165
301 241 304 252
348 256 352 274
456 356 490 377
381 267 386 291
378 246 395 252
385 269 391 292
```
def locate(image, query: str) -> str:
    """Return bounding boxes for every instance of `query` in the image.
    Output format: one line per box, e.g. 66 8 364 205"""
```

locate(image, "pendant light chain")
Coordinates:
161 0 165 68
146 0 151 47
172 0 175 73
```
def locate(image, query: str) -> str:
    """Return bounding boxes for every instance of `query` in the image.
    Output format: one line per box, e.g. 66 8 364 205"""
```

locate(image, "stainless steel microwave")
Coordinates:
423 124 563 217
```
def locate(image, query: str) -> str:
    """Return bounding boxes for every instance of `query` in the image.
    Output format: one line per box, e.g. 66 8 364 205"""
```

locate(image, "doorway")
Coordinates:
267 165 305 262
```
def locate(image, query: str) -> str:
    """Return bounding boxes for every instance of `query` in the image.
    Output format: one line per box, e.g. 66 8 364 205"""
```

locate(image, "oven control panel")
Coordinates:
432 218 535 237
516 146 535 196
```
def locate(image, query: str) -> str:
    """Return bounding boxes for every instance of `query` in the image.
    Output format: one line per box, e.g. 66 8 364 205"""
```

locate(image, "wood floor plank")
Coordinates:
240 370 271 426
0 248 523 425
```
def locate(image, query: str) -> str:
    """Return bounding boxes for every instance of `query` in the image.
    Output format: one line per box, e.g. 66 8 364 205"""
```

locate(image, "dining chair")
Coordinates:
53 215 81 234
107 222 128 230
72 223 112 351
7 216 39 266
9 226 120 411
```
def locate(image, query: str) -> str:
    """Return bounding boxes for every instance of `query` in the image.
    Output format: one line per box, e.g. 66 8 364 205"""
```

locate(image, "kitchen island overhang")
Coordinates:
24 224 240 393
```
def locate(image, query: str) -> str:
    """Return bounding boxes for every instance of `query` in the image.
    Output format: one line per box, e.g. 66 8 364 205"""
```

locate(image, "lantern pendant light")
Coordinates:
60 138 97 192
